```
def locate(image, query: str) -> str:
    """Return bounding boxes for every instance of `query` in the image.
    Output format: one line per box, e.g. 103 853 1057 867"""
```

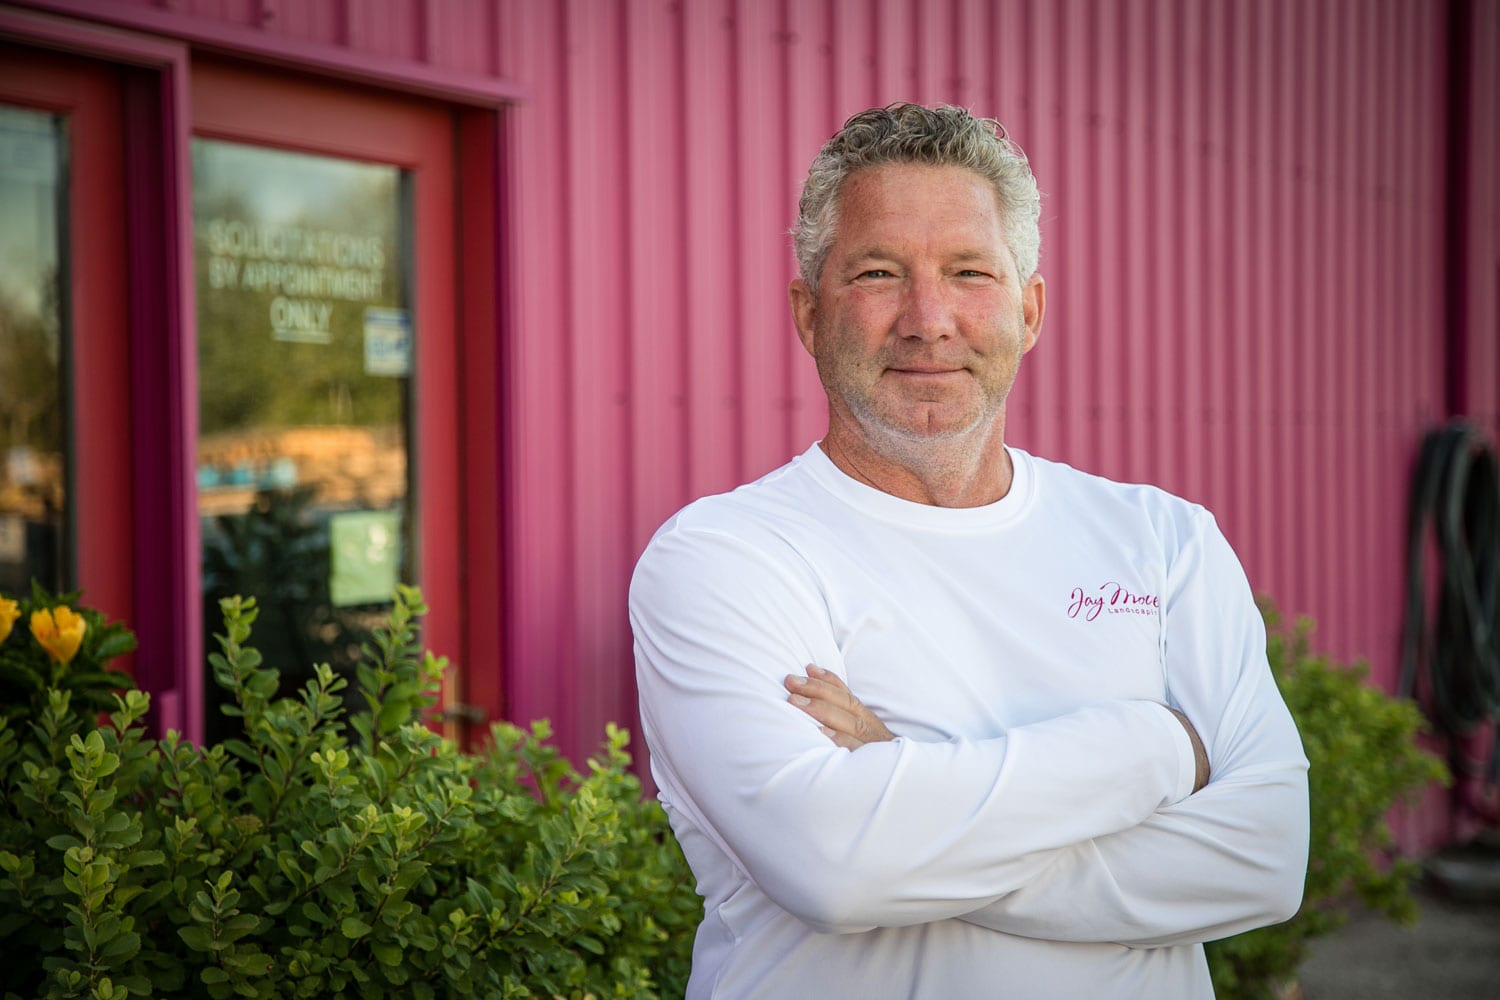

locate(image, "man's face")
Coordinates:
789 163 1045 449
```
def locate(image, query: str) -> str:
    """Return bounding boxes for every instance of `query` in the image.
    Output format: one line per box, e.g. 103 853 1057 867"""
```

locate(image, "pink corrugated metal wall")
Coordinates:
36 2 1492 841
489 0 1462 778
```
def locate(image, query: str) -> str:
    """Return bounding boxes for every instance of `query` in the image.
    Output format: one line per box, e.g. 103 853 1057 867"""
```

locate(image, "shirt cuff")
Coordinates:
1148 702 1199 805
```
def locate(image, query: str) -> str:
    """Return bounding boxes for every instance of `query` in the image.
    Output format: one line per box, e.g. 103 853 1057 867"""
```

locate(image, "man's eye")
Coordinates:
857 269 893 280
957 269 991 279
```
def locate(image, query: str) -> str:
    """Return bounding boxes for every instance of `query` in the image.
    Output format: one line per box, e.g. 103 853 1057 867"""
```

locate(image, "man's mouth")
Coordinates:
889 365 964 375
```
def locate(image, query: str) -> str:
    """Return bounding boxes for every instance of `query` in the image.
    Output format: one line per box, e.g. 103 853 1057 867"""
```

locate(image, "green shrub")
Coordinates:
1205 601 1450 999
0 587 699 999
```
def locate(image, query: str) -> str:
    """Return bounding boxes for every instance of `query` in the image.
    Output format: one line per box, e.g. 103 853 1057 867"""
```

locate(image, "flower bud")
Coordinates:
30 606 87 664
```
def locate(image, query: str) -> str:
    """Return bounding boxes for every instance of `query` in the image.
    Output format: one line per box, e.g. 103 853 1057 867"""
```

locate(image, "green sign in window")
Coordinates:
329 509 402 607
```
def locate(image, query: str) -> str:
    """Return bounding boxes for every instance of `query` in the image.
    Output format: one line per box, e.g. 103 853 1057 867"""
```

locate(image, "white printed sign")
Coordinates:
363 308 412 377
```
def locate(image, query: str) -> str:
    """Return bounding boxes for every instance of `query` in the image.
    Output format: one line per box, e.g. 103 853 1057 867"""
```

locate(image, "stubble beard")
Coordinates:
820 339 1025 462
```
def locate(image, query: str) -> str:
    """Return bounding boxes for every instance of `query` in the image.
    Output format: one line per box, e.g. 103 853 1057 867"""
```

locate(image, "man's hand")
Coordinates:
1166 707 1211 793
785 666 896 749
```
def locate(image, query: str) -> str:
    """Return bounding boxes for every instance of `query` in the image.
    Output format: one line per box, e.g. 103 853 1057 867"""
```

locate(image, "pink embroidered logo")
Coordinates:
1067 581 1161 621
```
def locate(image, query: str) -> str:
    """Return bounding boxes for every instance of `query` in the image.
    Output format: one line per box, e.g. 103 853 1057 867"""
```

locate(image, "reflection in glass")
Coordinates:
0 106 66 595
192 140 412 739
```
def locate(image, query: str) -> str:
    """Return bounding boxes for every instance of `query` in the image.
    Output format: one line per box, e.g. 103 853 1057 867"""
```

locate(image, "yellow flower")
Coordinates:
0 597 18 644
30 606 87 664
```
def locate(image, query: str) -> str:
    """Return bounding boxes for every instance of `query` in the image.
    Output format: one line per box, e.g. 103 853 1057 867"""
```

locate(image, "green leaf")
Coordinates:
178 926 215 952
97 930 141 963
221 914 259 941
91 631 138 661
341 916 372 939
376 700 409 734
371 942 403 967
324 882 357 912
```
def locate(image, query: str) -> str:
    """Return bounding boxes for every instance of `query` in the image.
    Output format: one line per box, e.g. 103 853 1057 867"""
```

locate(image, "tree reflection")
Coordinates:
0 273 64 594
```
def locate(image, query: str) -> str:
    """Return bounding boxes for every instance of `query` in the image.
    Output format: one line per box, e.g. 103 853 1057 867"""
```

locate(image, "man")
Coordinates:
630 103 1308 999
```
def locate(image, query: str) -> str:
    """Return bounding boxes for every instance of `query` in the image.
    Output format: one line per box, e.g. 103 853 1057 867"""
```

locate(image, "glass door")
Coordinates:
193 140 415 737
190 61 460 737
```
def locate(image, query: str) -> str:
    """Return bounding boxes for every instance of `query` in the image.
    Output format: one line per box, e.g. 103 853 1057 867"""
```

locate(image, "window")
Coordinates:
0 106 67 595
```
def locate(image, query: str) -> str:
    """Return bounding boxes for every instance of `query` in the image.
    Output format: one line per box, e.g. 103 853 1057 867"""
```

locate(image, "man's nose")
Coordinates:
895 274 956 341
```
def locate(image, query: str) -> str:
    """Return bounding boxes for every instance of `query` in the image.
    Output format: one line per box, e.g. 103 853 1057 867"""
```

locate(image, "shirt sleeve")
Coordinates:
630 518 1200 934
955 509 1310 947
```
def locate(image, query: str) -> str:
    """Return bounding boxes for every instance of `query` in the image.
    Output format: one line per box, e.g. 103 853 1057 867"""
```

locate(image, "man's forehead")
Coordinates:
837 163 1003 217
833 166 1006 240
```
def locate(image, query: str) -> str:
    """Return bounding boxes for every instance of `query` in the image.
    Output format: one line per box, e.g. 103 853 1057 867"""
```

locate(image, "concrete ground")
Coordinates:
1296 851 1500 1000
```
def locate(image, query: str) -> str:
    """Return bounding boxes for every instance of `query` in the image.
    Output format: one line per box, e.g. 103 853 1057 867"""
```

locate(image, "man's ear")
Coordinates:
1021 273 1046 353
788 278 817 356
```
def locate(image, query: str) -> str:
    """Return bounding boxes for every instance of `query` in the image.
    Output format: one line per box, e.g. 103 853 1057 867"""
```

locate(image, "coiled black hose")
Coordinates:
1401 421 1500 814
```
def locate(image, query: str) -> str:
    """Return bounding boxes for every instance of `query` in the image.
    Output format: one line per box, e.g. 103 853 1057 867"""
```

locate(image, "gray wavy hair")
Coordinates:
792 103 1042 293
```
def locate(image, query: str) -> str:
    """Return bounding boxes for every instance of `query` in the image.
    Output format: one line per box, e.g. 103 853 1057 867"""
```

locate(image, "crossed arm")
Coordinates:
776 521 1308 950
788 665 1212 794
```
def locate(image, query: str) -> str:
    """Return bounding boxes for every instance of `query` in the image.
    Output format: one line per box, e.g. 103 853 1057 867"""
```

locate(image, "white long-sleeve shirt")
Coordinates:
630 444 1309 999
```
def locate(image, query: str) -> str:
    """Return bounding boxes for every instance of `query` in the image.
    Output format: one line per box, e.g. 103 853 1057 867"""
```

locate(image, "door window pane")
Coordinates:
192 139 412 737
0 106 66 595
